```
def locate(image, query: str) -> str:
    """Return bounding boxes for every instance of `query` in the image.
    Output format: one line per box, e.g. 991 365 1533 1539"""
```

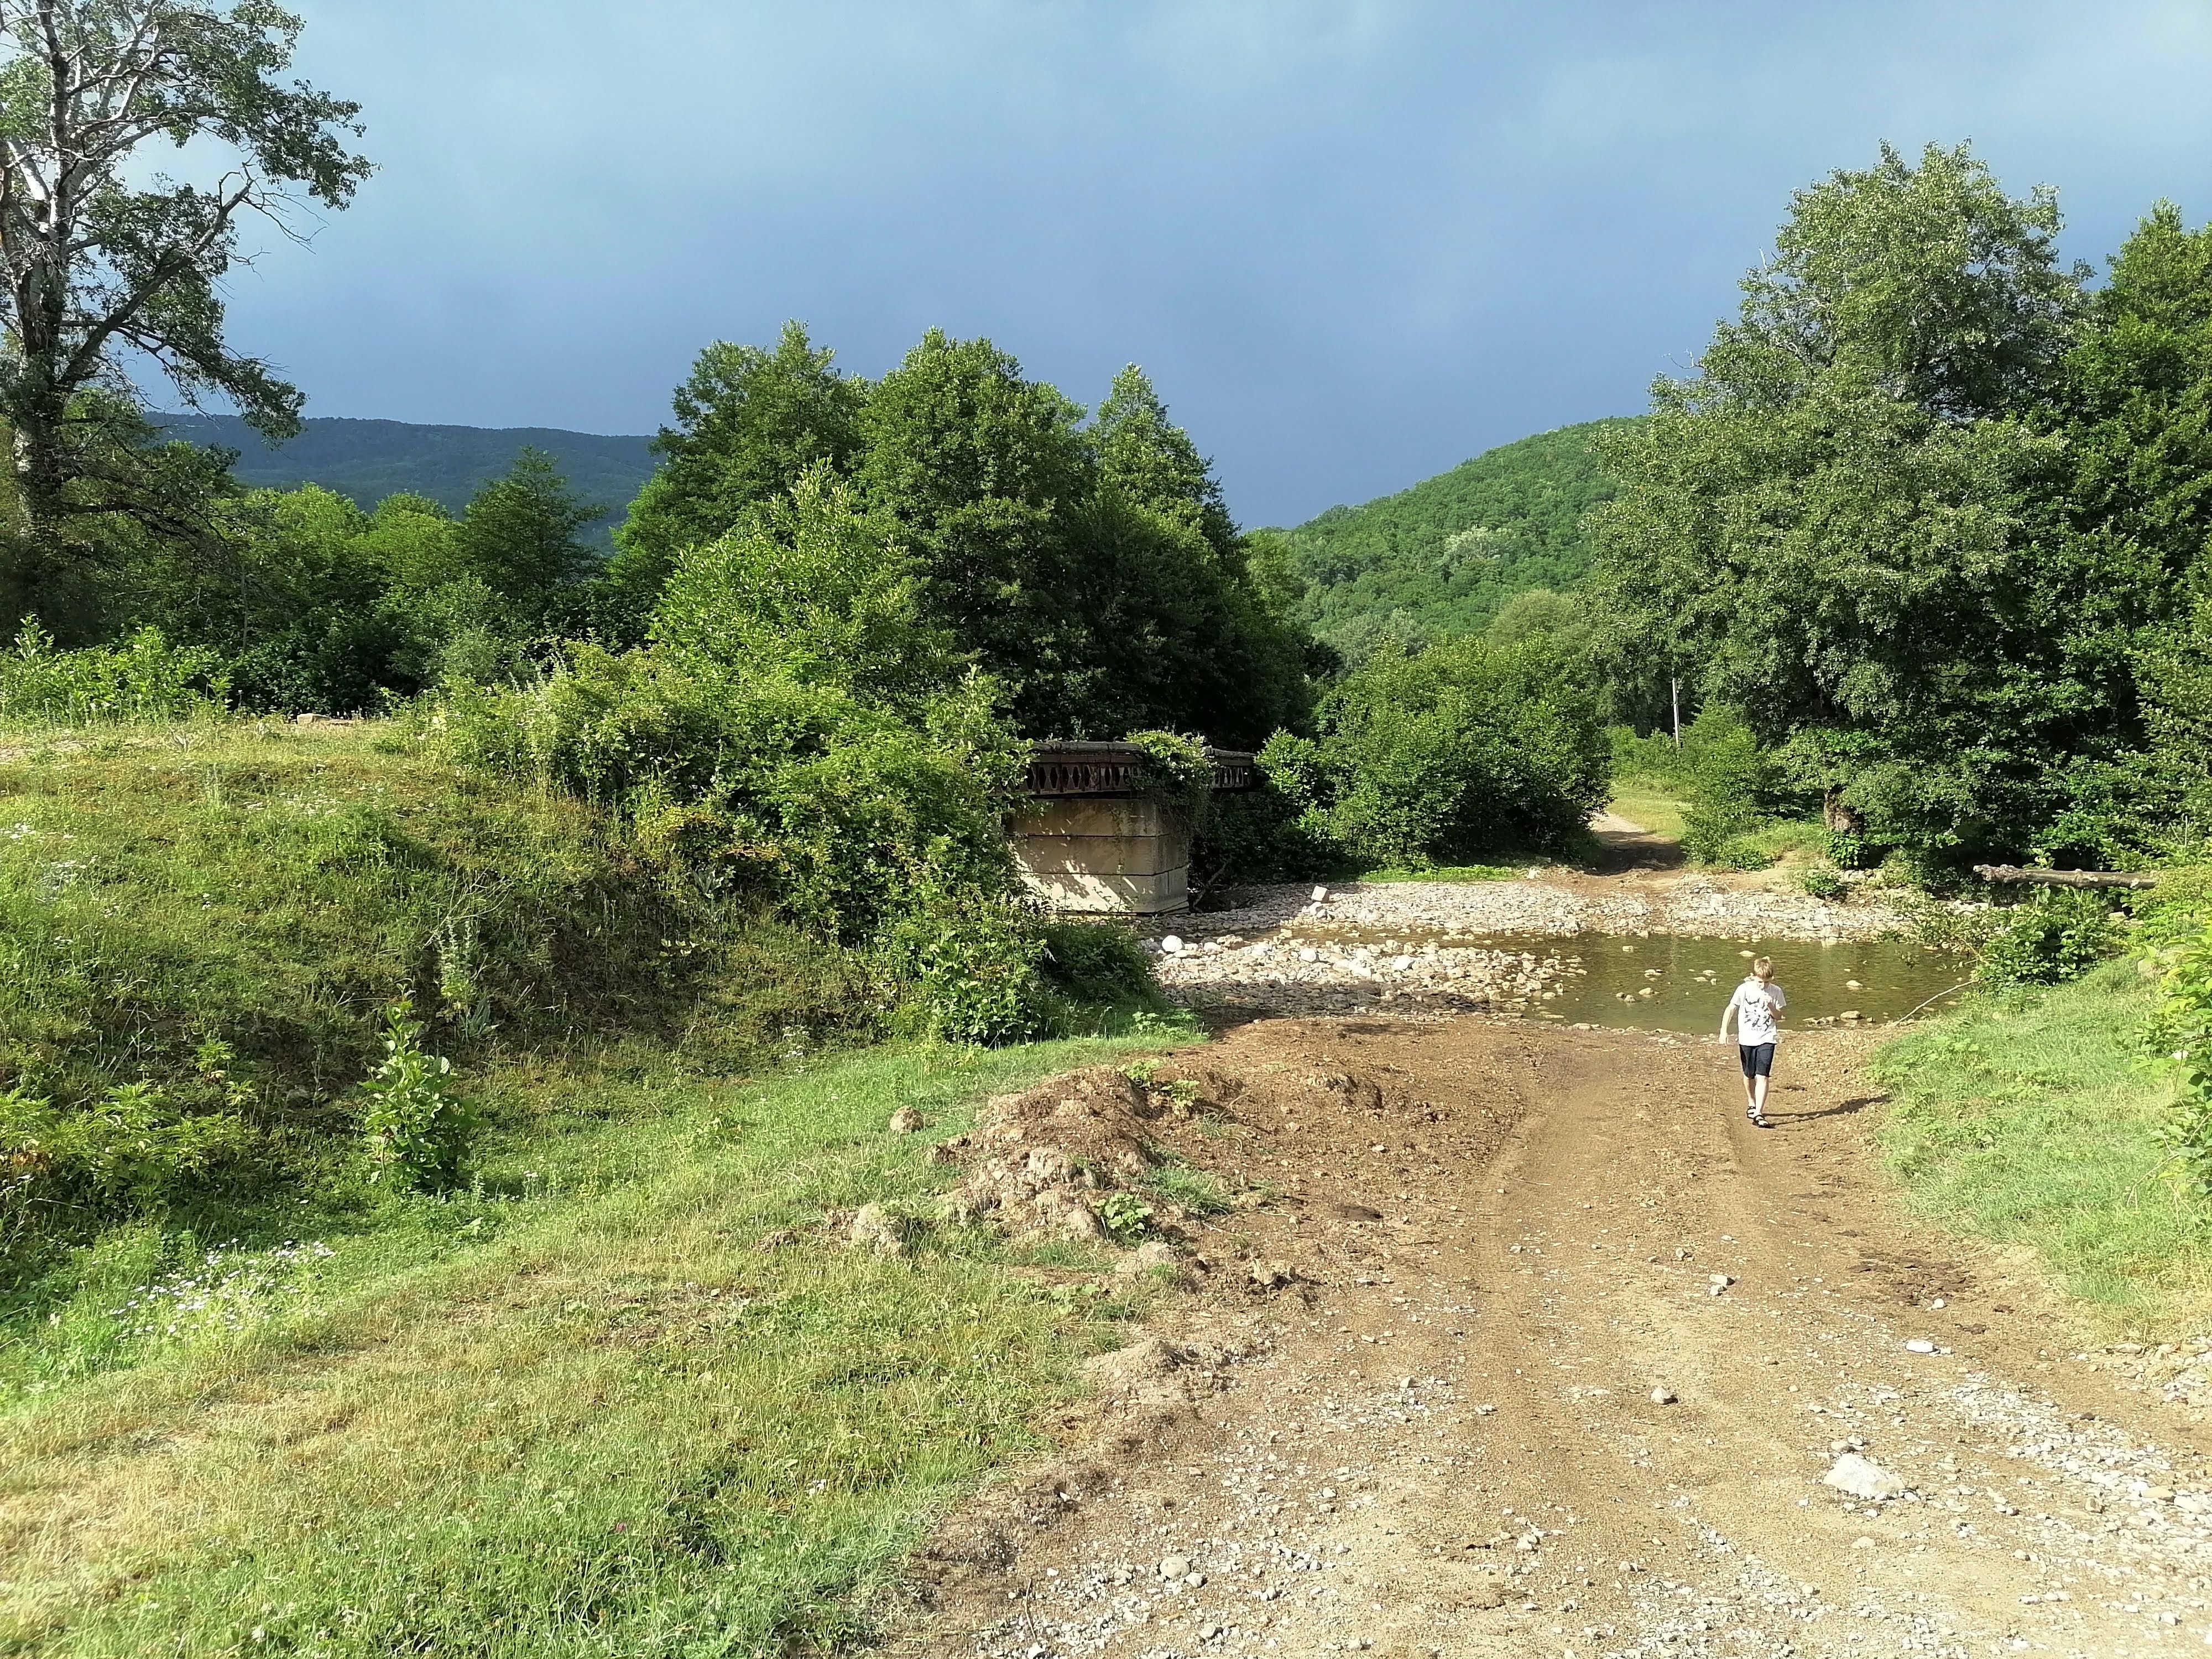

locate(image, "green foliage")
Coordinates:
650 465 958 705
0 619 227 725
1588 143 2212 873
1037 922 1157 1008
1800 865 1846 900
1287 420 1634 662
2146 919 2212 1196
357 1001 469 1190
439 466 1088 1045
1098 1189 1156 1242
856 337 1312 746
1126 729 1214 831
1676 710 1777 864
1977 890 2125 985
1286 634 1610 868
879 899 1045 1046
449 448 601 623
0 2 371 613
0 1074 259 1254
1193 766 1343 890
608 322 868 626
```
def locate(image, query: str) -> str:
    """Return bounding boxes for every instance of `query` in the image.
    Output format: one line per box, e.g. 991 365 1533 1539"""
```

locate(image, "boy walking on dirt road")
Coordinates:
1718 956 1786 1128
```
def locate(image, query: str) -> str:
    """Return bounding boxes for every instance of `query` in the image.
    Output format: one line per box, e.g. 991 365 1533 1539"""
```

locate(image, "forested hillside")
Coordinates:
1285 417 1634 658
155 414 654 534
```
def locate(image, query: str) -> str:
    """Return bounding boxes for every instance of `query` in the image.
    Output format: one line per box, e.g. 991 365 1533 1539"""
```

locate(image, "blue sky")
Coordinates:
236 1 2212 526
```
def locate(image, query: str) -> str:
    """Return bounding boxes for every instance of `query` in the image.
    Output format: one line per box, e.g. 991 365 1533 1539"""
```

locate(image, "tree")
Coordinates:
1094 363 1237 559
609 321 867 618
1589 143 2136 868
0 0 370 607
858 329 1093 735
1277 634 1610 867
451 448 598 622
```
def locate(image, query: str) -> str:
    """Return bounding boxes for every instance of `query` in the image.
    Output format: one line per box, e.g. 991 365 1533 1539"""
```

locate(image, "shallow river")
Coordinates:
1473 930 1970 1032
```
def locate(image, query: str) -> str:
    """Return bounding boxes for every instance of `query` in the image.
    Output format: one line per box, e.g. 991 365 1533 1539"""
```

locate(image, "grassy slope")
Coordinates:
0 722 1187 1654
2 1037 1175 1656
1872 963 2212 1337
1284 417 1636 652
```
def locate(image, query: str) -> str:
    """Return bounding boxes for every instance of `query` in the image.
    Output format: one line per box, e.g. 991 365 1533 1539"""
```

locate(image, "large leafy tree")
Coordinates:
2070 206 2212 816
0 0 370 615
609 321 866 620
1590 142 2141 867
858 328 1094 735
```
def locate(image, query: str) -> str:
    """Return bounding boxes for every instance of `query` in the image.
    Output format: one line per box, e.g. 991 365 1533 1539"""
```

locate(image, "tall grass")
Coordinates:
1872 962 2212 1335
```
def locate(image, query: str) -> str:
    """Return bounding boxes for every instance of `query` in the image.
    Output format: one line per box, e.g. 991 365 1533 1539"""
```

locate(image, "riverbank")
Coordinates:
1872 961 2212 1343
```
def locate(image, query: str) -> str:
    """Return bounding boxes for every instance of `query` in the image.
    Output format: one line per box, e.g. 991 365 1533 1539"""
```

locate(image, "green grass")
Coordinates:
1871 961 2212 1337
1359 862 1524 884
0 714 1207 1653
1605 781 1686 840
0 1032 1188 1656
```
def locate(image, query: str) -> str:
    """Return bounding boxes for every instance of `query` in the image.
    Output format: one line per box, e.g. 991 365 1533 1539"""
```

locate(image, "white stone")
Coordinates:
1823 1453 1909 1500
1159 1554 1193 1579
1161 935 1184 954
1904 1338 1936 1354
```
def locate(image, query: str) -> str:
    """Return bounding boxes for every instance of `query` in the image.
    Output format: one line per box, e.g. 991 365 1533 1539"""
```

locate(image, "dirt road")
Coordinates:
898 1017 2212 1659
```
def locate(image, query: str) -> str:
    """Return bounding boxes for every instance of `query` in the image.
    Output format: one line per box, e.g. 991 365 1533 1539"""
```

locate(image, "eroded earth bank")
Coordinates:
891 1017 2212 1659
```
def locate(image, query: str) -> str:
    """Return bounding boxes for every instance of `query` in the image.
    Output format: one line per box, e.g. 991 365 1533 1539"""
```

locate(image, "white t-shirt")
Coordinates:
1730 978 1786 1045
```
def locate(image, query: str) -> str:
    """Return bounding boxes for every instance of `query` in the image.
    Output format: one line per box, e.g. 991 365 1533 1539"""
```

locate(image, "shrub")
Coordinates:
1678 709 1776 863
1976 890 2124 986
879 898 1046 1045
1827 830 1873 869
0 620 228 725
1800 866 1846 900
358 1001 469 1190
1288 635 1610 869
0 1079 259 1251
2146 917 2212 1194
1037 921 1157 1006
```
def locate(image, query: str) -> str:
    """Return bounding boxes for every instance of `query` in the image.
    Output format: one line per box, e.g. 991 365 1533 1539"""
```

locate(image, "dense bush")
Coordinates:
1976 889 2125 985
1270 635 1609 869
0 620 227 725
441 469 1102 1044
1036 921 1157 1006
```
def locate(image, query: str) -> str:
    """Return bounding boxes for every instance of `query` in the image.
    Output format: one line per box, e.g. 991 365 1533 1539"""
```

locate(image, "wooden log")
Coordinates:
1972 864 2159 890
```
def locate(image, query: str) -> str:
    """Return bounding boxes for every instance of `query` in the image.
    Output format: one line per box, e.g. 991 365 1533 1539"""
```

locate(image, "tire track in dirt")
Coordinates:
894 1017 2212 1659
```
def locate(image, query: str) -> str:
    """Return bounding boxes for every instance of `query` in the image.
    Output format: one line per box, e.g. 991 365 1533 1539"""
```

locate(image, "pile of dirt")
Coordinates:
933 1064 1196 1243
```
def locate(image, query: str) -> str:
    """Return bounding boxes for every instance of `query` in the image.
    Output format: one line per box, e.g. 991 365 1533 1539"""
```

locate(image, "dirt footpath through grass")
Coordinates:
895 1016 2212 1659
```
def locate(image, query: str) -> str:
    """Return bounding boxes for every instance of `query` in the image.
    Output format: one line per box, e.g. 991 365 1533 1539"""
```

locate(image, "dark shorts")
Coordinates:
1739 1042 1776 1078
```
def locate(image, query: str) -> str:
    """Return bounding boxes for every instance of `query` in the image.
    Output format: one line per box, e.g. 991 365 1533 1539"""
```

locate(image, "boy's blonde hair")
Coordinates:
1751 956 1775 980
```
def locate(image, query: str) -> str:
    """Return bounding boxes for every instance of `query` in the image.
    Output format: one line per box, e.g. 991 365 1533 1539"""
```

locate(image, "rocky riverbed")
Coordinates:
1138 875 1914 1020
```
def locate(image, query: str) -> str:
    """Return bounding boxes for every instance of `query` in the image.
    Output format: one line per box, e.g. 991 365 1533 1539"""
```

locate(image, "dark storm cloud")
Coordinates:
236 1 2212 524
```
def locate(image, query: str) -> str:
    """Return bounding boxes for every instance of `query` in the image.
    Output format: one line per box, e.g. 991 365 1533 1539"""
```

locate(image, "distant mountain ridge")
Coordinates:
1284 416 1637 655
155 414 658 535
